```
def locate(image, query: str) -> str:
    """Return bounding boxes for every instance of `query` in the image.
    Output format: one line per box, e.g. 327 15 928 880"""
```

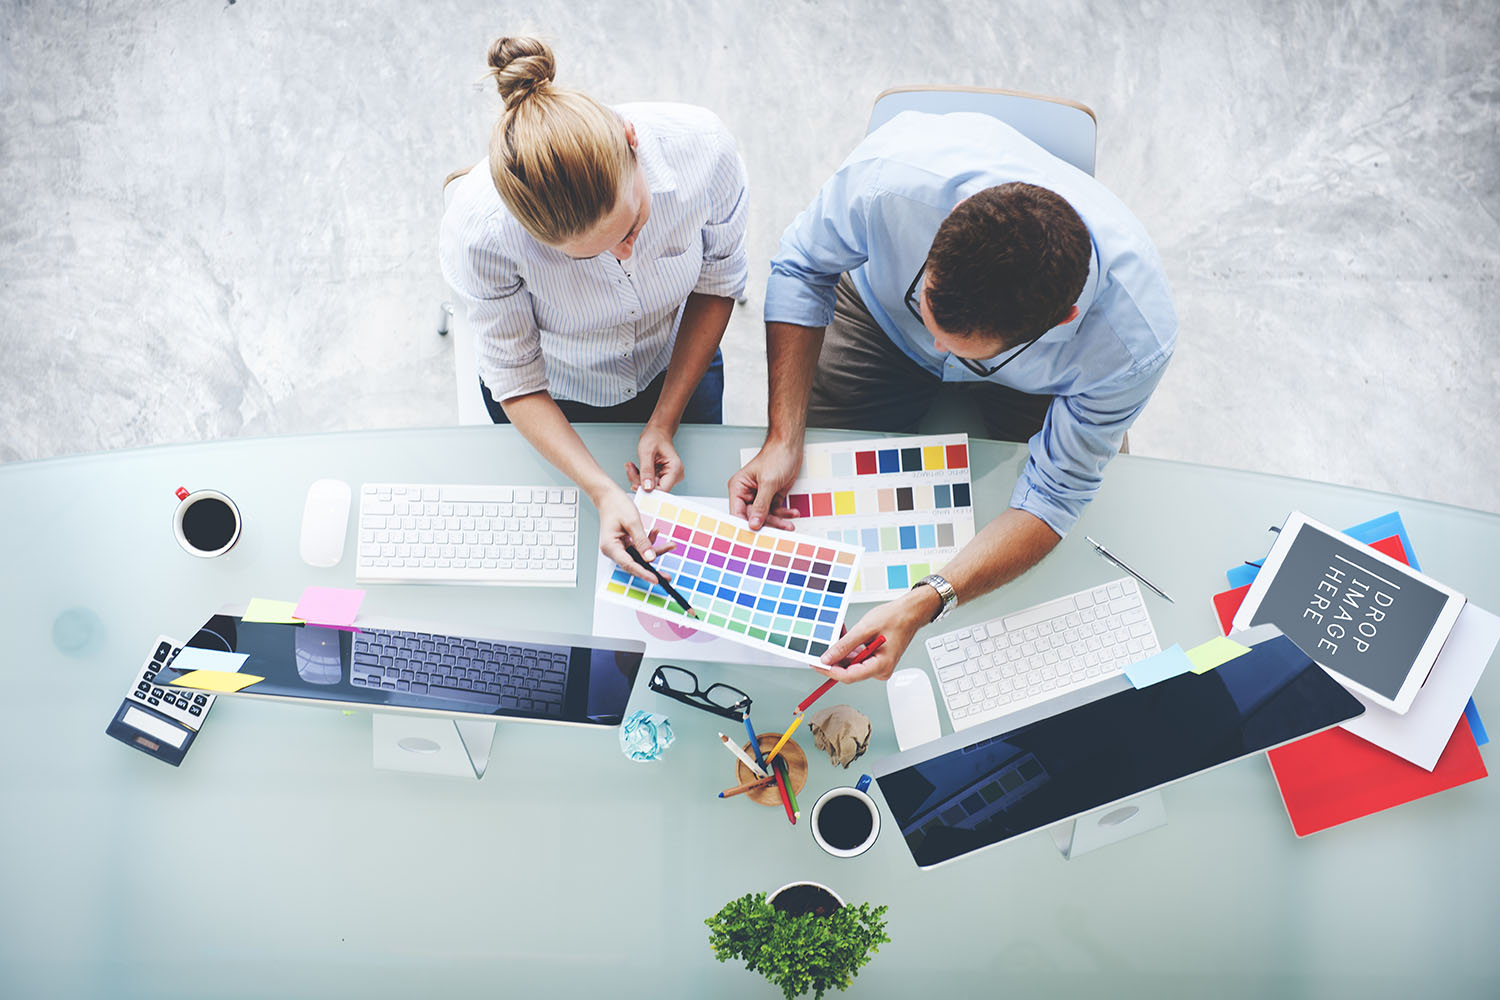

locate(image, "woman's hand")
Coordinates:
595 485 676 584
810 586 942 684
626 423 684 492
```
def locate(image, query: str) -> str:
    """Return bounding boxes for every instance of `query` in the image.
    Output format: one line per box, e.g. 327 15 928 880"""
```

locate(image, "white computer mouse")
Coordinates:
298 478 352 568
887 668 942 751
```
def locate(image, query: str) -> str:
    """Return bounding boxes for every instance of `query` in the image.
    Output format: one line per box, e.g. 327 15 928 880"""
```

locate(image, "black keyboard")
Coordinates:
349 628 569 716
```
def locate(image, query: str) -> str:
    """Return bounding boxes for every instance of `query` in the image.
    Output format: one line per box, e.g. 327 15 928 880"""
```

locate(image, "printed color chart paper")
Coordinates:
591 498 806 669
598 491 864 662
739 434 977 601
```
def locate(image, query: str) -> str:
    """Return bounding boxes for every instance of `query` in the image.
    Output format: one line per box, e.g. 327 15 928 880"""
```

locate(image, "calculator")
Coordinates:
104 635 216 766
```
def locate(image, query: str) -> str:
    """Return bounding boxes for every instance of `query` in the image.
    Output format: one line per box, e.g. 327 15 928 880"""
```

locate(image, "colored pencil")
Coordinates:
771 757 796 824
719 732 768 778
745 713 794 820
718 775 777 799
762 713 806 767
744 713 764 761
797 635 887 714
624 544 698 617
775 757 800 818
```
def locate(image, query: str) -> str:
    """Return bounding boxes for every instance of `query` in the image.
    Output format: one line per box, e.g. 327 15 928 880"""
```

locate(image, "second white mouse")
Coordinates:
887 667 942 751
299 478 352 568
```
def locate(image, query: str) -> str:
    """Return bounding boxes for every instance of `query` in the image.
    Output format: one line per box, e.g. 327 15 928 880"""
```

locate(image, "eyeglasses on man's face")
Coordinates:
904 264 1042 378
648 665 752 721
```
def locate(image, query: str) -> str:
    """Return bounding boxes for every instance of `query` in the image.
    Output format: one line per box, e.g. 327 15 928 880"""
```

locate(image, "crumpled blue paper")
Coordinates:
620 710 674 762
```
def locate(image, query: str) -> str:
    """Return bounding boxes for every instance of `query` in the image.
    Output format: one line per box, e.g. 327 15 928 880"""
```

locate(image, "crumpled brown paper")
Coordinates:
808 704 871 768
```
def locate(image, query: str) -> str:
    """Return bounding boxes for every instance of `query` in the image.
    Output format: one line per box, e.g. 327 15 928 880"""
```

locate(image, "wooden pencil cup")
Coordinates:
738 734 808 807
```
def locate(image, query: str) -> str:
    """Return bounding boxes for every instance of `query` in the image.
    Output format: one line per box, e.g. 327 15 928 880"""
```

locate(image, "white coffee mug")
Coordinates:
809 774 881 858
172 487 242 557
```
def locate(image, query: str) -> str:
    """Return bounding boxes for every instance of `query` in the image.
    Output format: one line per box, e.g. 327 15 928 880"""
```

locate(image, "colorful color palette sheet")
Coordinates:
591 503 806 668
739 434 977 601
598 491 864 663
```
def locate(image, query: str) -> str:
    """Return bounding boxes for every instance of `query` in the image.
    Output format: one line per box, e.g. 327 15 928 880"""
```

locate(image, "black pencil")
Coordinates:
625 544 698 618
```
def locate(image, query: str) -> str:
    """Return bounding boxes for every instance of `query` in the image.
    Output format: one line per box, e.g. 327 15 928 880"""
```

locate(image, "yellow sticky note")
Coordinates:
171 669 265 693
1186 636 1252 674
242 598 300 623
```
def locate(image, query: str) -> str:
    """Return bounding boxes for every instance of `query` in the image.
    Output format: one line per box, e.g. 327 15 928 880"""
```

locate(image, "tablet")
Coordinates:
1231 512 1466 714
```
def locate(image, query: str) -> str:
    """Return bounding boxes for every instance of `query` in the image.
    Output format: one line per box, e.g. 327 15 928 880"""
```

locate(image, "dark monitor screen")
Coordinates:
872 636 1364 869
152 612 644 728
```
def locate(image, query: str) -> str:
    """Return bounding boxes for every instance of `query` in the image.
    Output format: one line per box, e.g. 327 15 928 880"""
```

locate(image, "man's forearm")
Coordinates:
764 321 824 445
935 508 1062 610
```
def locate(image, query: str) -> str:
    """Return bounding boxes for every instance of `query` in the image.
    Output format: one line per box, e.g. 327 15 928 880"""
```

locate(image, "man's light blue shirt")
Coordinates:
765 111 1177 536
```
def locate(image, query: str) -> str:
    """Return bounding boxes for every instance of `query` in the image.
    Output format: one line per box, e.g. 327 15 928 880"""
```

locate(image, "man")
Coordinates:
730 110 1177 684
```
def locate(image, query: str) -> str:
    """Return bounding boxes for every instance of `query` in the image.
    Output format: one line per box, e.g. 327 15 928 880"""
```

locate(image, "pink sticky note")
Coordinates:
293 586 366 627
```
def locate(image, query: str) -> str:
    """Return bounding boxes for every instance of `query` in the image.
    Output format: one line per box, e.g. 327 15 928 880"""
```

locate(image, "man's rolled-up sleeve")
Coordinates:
764 159 878 329
1009 349 1172 537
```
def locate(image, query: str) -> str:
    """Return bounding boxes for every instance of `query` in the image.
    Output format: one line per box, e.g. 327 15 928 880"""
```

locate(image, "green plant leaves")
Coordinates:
705 892 891 1000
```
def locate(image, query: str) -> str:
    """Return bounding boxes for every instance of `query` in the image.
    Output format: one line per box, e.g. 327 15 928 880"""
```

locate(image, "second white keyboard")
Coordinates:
355 483 580 586
925 576 1161 731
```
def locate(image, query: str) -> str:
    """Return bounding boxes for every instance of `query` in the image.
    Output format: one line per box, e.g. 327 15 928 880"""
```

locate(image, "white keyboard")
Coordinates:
355 483 580 586
925 576 1161 731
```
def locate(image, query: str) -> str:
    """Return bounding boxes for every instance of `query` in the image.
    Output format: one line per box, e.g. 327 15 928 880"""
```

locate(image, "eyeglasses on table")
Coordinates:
648 664 752 721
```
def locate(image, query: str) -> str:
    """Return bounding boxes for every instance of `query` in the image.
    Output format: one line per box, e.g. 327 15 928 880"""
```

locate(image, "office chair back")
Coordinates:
867 85 1096 176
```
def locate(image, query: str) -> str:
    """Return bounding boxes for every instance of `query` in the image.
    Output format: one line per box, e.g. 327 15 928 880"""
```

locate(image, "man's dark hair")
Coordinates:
924 183 1091 344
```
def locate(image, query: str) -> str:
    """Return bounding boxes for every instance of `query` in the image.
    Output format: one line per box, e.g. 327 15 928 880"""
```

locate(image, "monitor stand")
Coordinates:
371 713 497 780
1047 790 1167 860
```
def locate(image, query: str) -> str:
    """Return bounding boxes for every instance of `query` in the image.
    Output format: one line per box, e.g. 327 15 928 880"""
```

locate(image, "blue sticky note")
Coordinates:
1124 645 1194 689
1466 700 1489 746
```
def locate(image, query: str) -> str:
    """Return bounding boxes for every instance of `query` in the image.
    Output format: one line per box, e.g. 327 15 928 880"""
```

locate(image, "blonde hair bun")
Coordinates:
487 36 556 109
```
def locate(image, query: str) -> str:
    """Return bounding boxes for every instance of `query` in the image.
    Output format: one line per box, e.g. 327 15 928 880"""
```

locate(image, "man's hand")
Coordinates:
626 424 683 493
728 439 805 530
595 486 676 584
810 586 942 684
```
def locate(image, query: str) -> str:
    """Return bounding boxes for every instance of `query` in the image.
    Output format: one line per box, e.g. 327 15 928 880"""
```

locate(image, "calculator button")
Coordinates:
189 705 201 716
148 697 160 706
155 641 172 661
137 681 150 692
144 670 157 682
194 695 208 706
133 691 146 700
152 687 164 697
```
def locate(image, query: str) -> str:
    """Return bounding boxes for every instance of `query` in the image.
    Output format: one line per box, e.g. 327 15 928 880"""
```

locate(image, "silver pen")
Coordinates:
1083 535 1174 603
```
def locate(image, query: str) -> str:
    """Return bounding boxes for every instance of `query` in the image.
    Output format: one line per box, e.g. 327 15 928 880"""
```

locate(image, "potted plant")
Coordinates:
705 882 890 999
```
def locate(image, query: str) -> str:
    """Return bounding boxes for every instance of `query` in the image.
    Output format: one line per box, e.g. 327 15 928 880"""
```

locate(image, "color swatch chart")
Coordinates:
599 491 865 662
739 433 977 602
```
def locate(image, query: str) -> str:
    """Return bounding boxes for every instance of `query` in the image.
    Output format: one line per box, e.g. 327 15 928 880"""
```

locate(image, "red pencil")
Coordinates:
795 635 887 714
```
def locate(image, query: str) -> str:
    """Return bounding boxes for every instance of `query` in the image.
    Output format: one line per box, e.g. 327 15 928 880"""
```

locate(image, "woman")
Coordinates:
440 36 748 581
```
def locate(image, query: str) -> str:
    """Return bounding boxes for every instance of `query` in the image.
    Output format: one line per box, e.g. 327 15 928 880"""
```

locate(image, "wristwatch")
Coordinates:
912 573 958 623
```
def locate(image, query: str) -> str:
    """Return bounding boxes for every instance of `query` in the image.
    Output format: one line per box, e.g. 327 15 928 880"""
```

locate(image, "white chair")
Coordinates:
440 164 494 426
867 85 1096 175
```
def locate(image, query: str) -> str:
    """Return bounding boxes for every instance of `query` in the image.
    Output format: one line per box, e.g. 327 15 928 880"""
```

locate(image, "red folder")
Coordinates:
1266 715 1487 836
1217 533 1487 835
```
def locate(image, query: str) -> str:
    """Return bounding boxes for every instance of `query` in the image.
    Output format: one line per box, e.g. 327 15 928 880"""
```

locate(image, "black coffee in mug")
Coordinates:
181 496 237 551
815 793 875 851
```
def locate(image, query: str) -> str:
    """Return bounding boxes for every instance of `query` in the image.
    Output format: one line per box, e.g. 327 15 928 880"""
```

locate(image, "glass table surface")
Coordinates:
1 425 1496 998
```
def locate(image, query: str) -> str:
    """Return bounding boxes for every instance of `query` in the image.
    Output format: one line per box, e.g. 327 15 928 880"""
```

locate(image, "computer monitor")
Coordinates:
151 606 645 750
870 634 1364 870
